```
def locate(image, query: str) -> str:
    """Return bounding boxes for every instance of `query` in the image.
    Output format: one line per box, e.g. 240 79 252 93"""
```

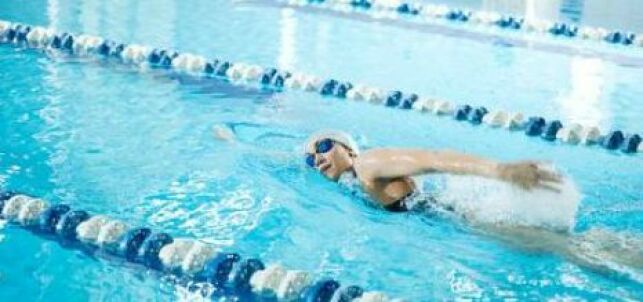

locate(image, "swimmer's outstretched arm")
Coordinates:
211 124 296 161
355 149 562 191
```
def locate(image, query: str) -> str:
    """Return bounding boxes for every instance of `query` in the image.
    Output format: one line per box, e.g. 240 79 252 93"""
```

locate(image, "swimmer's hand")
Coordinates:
212 124 235 142
496 161 562 192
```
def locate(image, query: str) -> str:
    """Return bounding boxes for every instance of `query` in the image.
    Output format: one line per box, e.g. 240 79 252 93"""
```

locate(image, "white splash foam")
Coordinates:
436 169 581 232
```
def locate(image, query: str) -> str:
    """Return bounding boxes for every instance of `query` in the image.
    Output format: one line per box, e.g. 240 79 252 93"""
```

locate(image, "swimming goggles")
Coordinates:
305 139 335 168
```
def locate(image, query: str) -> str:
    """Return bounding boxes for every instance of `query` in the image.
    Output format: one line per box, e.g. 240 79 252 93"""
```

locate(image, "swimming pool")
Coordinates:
1 0 642 300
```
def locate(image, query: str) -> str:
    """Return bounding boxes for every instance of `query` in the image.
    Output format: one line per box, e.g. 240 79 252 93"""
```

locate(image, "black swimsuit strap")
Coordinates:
383 191 415 212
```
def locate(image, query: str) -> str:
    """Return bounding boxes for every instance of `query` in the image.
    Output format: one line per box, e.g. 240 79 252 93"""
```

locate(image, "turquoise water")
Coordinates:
1 0 642 300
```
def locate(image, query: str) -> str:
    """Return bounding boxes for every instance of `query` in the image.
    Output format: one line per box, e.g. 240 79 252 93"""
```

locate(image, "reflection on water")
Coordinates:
558 56 611 129
278 8 297 71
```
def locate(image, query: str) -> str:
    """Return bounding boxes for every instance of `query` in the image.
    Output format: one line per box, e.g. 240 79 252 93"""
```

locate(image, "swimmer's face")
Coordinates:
305 139 355 181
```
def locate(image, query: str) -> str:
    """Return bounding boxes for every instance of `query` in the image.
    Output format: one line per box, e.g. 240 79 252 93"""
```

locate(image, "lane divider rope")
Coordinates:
280 0 643 49
0 191 401 302
0 20 641 154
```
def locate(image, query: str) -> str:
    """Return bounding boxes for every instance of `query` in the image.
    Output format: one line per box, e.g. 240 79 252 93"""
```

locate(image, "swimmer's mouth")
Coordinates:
319 163 331 173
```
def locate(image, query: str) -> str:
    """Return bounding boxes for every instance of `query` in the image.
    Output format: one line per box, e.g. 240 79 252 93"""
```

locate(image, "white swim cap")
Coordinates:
304 130 360 154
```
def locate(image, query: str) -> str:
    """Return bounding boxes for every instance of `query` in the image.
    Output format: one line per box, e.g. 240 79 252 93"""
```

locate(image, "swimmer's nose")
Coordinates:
314 154 326 167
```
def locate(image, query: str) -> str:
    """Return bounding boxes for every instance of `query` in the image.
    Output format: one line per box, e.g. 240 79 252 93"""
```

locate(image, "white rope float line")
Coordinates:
280 0 643 48
0 192 400 302
0 20 641 154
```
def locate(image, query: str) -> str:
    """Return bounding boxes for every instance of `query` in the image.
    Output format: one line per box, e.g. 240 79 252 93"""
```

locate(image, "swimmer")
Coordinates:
303 130 563 212
302 130 643 279
214 126 643 280
213 125 563 212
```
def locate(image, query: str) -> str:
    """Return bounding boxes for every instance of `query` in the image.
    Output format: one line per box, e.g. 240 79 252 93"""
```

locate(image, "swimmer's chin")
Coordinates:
321 169 342 182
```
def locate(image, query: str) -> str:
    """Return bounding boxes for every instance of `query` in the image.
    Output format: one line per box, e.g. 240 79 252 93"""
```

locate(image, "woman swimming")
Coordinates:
212 125 642 279
303 130 562 212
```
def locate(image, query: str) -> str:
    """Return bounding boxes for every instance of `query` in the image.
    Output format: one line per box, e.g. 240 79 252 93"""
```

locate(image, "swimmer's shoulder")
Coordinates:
352 148 398 181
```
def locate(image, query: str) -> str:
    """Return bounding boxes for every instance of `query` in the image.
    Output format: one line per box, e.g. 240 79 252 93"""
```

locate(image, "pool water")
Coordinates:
1 0 642 301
